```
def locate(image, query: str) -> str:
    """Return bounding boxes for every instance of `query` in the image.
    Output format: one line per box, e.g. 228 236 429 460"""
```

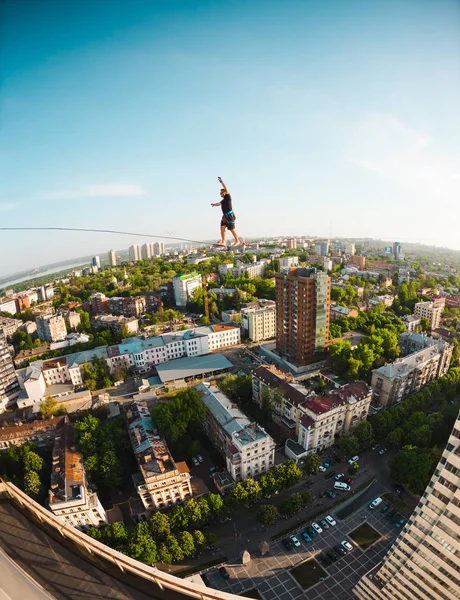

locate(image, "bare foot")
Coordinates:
215 241 226 246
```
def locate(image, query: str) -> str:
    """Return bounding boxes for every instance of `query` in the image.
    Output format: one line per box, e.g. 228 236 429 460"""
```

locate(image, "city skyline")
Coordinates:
1 0 460 273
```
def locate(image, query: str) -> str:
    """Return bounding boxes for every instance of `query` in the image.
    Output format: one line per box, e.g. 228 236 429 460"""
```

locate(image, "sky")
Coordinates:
1 0 460 276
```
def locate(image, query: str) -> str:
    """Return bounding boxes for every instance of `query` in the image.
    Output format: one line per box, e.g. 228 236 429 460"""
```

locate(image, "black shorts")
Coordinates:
221 213 236 231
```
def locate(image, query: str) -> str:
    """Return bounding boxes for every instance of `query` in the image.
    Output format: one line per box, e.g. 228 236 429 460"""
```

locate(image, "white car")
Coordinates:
369 497 383 510
290 535 301 548
318 465 327 472
325 515 337 526
335 473 344 480
348 455 359 465
197 454 204 463
312 522 323 534
192 457 199 467
341 540 353 552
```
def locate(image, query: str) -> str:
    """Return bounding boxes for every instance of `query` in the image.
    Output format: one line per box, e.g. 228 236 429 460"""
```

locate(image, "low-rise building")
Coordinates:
48 422 108 529
321 257 332 271
232 261 266 279
0 297 18 315
125 401 192 511
89 293 109 315
369 295 394 308
280 256 299 268
36 314 67 343
371 344 452 407
173 272 202 307
348 255 366 270
0 317 22 338
218 263 234 278
196 383 275 482
59 311 81 331
330 306 358 321
0 415 67 450
401 314 422 332
241 302 276 342
295 382 372 455
92 315 139 335
414 300 444 330
398 331 452 358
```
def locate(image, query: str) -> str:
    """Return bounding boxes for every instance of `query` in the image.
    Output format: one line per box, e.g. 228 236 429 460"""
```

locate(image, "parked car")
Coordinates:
303 480 313 487
197 454 204 463
334 543 347 556
290 535 301 548
325 490 337 499
319 519 329 530
343 477 353 485
348 455 360 465
335 473 345 480
334 482 351 492
319 552 332 566
209 466 218 473
379 447 388 455
312 522 323 534
341 540 353 552
372 444 380 450
386 509 397 520
395 485 403 494
326 550 338 563
369 497 383 510
325 470 337 479
306 526 317 538
192 457 199 467
219 567 230 580
325 515 337 526
282 538 294 550
395 518 406 528
380 504 390 513
302 531 312 543
319 462 330 472
390 513 401 524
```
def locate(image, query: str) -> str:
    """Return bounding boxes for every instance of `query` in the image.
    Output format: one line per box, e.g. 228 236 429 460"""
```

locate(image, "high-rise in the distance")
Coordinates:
91 255 100 269
0 328 19 412
275 267 330 365
108 249 117 267
129 244 141 262
393 241 401 261
354 411 460 600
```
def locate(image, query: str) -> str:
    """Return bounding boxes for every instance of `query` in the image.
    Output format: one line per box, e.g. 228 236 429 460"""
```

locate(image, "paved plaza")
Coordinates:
205 501 399 600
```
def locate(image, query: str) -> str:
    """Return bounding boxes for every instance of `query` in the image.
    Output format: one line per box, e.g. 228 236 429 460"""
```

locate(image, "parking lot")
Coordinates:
204 495 399 600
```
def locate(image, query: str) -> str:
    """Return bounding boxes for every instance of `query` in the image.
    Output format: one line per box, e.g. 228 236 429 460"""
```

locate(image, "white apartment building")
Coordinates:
280 256 299 268
0 317 22 338
232 261 266 279
108 249 117 267
345 242 355 255
0 298 17 314
241 303 276 342
218 263 234 277
141 243 152 260
196 383 275 482
153 242 165 256
371 343 452 407
48 422 108 530
36 314 67 342
0 329 19 412
414 300 445 330
126 402 192 511
296 381 372 455
401 314 422 332
321 256 333 271
173 272 202 306
129 244 142 262
354 413 460 600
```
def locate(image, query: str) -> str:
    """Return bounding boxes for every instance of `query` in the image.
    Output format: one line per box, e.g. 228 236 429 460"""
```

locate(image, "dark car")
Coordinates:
325 490 337 499
396 518 406 528
219 567 230 580
306 526 317 538
380 504 390 513
395 485 403 494
343 477 353 485
201 574 211 586
320 519 330 530
303 480 313 487
386 509 397 520
326 550 338 563
325 470 337 479
319 552 332 566
390 513 401 524
283 538 294 550
334 543 347 556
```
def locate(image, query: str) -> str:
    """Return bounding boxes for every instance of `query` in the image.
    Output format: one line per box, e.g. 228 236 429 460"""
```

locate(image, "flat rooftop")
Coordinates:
373 346 442 380
155 353 232 383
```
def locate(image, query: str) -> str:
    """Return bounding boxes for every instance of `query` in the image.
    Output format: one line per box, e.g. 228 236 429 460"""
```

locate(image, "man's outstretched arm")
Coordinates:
218 176 228 192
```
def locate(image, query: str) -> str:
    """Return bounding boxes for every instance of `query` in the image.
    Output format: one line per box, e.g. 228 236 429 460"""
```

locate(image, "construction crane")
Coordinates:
202 274 209 321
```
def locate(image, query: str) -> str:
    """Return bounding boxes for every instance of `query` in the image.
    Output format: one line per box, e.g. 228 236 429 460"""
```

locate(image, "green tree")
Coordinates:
339 434 360 458
23 451 44 473
40 396 59 420
390 445 434 495
24 470 41 497
452 338 459 366
205 493 225 520
165 535 184 562
151 389 206 443
420 317 431 332
304 453 321 475
77 310 91 333
127 522 158 564
204 532 218 546
242 478 262 505
169 505 188 530
192 530 206 552
183 499 202 526
158 544 173 564
178 531 195 557
354 422 375 450
257 504 278 527
387 427 405 447
149 512 171 540
229 481 248 506
329 323 342 339
348 462 360 476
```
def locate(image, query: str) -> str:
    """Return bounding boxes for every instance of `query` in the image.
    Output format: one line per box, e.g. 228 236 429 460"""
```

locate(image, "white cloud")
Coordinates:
42 183 145 200
347 113 460 202
0 202 16 212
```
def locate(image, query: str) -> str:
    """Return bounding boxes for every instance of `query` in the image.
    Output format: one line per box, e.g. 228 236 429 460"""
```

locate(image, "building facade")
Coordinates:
0 317 22 338
129 244 142 262
196 383 275 482
241 303 276 342
173 272 202 307
1 328 23 409
349 255 366 270
48 421 108 529
0 415 66 450
414 300 445 330
125 402 192 511
354 412 460 600
108 249 117 267
280 256 299 268
275 267 331 365
399 331 453 358
36 314 67 342
371 344 452 407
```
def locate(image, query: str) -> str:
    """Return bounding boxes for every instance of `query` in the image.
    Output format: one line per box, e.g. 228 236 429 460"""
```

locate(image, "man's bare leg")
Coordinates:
216 225 226 245
230 229 247 246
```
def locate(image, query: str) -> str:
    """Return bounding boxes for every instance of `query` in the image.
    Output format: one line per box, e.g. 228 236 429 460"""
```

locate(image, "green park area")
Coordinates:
290 559 328 590
349 523 381 550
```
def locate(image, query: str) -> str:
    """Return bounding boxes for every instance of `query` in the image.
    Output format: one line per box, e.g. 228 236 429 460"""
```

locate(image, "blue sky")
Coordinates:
1 0 459 276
